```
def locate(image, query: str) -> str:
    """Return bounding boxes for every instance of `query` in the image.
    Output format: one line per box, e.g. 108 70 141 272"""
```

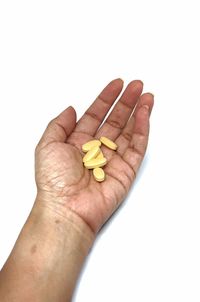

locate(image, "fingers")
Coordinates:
116 93 154 155
37 106 77 149
74 78 124 136
96 80 143 140
121 93 154 175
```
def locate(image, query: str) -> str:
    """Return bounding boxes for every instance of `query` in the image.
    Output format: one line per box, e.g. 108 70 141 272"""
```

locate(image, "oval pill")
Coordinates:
84 157 107 169
82 140 101 152
95 150 104 160
93 168 105 182
83 146 100 163
100 136 118 150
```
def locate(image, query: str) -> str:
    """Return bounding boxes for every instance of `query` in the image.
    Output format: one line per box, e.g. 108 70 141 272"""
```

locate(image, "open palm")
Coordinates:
35 79 154 233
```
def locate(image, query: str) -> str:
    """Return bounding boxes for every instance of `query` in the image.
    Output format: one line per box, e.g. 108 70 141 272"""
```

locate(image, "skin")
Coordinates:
0 79 154 301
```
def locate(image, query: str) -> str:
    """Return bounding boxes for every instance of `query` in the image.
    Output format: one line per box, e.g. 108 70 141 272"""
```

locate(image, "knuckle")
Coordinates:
107 119 123 129
122 132 132 141
85 111 101 122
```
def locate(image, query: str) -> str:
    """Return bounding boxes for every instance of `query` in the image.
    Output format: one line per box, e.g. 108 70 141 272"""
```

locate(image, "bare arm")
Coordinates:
0 201 94 301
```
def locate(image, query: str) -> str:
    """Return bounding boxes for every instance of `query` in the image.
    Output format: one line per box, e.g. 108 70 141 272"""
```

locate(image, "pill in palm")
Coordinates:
82 146 100 163
95 150 104 160
100 136 118 150
84 157 107 169
82 137 118 182
82 140 101 152
93 167 105 182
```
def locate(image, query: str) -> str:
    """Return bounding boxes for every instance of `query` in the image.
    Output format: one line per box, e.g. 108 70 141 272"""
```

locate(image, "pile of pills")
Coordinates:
82 136 118 182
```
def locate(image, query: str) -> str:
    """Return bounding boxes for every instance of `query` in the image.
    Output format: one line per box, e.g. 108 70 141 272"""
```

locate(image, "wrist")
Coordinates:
30 196 95 300
33 193 95 251
0 195 95 302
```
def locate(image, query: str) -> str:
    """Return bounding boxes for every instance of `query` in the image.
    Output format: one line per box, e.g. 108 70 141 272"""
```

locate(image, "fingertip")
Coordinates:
100 78 124 102
144 93 154 114
112 77 124 84
63 105 76 115
126 79 144 94
58 106 77 127
67 105 74 110
67 105 77 117
109 78 124 90
133 79 144 87
133 103 150 136
143 92 154 99
138 92 154 115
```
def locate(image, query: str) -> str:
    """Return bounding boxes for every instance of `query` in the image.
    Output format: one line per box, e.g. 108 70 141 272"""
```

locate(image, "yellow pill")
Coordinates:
100 136 118 150
95 150 104 160
84 157 107 169
93 168 105 182
83 146 100 163
82 140 101 152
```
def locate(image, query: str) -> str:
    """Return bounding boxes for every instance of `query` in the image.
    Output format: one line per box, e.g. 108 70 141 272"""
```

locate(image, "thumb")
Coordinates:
37 106 77 148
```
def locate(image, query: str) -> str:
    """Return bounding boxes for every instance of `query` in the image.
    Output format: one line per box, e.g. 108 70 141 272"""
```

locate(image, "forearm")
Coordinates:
0 198 94 302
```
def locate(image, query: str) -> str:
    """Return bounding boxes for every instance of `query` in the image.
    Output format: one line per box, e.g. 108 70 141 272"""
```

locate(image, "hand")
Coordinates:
35 79 154 234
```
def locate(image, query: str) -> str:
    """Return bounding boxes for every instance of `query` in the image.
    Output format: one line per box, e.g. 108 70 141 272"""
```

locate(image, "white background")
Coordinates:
0 0 200 301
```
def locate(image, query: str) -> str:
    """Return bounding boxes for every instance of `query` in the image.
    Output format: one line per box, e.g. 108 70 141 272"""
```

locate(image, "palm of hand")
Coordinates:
35 79 153 233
